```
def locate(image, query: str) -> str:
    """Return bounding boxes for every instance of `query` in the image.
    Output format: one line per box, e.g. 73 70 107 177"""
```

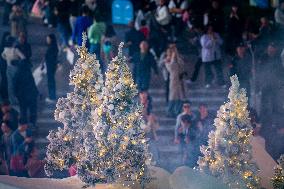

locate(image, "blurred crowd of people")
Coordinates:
0 0 64 177
128 0 284 166
0 0 284 174
0 103 45 177
0 0 39 176
0 0 117 178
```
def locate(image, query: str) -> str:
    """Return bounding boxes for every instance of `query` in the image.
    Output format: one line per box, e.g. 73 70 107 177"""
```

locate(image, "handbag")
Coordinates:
66 48 75 65
33 62 46 86
10 155 26 172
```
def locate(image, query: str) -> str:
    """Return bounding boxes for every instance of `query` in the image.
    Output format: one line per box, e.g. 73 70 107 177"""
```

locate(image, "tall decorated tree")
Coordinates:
44 33 104 181
271 155 284 189
79 43 151 187
198 75 260 189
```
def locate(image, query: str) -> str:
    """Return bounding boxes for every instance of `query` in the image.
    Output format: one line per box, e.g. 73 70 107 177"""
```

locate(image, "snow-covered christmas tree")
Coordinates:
81 43 151 186
44 33 104 181
45 40 150 187
198 75 260 189
271 155 284 189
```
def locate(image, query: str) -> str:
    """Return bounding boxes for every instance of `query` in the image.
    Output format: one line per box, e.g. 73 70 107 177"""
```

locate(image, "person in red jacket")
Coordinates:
139 20 150 39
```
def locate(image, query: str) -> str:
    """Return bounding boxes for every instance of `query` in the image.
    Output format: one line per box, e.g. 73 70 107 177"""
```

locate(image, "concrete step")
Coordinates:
36 119 62 137
152 99 226 107
38 108 56 118
38 106 221 120
153 96 226 103
149 88 228 96
152 106 220 116
35 85 224 172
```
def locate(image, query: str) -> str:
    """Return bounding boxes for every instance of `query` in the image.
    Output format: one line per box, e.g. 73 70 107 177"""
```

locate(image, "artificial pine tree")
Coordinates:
44 33 104 182
198 75 260 189
82 43 151 187
271 155 284 189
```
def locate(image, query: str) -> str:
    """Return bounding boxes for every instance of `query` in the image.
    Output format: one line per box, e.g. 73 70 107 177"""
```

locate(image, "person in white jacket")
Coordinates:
200 25 225 88
274 2 284 27
155 0 171 26
1 36 25 105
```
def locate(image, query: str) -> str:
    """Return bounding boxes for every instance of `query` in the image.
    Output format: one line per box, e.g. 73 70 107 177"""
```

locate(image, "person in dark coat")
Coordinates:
175 114 198 166
257 43 284 121
54 0 71 47
125 21 145 58
195 104 214 146
14 62 38 127
72 5 93 46
45 34 59 103
2 0 17 26
69 0 83 33
226 4 243 55
132 41 158 91
230 43 252 98
16 32 32 67
207 0 225 34
0 121 13 171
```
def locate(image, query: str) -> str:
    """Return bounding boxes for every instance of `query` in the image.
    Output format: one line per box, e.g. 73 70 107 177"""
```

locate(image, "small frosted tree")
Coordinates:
44 33 104 182
198 75 260 189
271 155 284 189
79 43 151 186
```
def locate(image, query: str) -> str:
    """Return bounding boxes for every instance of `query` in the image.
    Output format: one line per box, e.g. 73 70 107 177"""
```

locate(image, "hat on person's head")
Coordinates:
6 36 16 47
268 42 277 48
183 100 191 106
139 90 148 94
181 114 192 123
1 120 12 129
237 42 246 48
1 100 10 107
168 37 177 43
199 103 208 107
18 118 28 126
231 0 240 7
128 21 134 27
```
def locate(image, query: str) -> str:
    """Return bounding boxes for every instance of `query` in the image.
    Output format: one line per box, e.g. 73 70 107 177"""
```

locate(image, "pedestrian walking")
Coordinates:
45 34 59 103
